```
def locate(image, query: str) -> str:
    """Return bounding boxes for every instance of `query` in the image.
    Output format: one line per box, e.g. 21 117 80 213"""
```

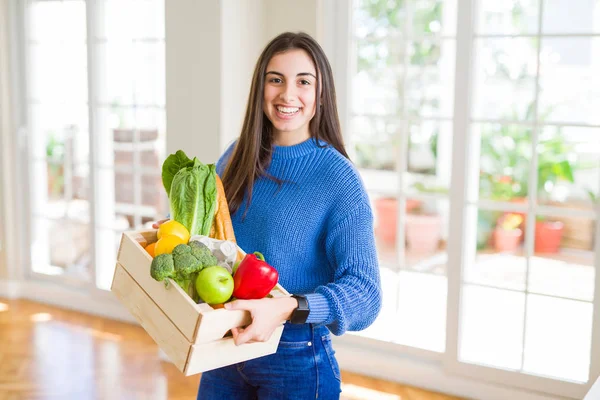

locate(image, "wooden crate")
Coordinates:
111 230 288 375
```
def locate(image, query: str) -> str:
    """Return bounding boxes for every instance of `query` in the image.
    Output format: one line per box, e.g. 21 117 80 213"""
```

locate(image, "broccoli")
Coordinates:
172 243 191 256
174 253 202 277
149 242 218 302
188 240 218 267
150 254 175 281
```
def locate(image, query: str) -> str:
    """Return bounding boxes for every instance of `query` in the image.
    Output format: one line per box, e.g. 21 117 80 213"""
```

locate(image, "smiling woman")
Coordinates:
198 31 383 400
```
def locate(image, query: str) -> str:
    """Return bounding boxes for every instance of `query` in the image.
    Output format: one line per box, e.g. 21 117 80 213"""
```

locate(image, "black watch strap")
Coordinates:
290 294 310 324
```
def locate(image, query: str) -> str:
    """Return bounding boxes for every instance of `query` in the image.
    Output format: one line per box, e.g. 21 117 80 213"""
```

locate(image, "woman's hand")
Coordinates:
225 297 298 346
152 219 169 229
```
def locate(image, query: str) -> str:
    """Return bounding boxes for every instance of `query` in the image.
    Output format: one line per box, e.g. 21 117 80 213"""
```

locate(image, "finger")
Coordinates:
152 219 169 229
230 327 240 341
235 325 256 346
224 300 252 311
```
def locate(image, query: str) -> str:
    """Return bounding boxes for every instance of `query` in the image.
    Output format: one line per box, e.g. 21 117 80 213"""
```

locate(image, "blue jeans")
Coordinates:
197 323 342 399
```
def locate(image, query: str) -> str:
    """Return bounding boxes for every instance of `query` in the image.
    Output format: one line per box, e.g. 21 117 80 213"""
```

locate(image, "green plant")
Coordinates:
479 111 577 201
46 132 64 197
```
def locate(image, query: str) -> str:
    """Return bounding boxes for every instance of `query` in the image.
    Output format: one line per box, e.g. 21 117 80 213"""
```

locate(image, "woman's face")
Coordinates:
263 49 318 146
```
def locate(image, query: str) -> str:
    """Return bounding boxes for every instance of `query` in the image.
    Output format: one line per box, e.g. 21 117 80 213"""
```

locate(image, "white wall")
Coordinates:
263 0 320 41
220 1 266 152
165 0 222 163
165 0 323 163
0 0 20 287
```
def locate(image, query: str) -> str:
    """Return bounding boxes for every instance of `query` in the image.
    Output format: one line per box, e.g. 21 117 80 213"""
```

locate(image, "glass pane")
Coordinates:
405 197 449 274
459 285 525 370
523 295 592 382
30 43 88 103
406 121 453 189
537 126 600 209
472 38 538 121
31 217 92 281
529 238 595 301
353 39 405 116
32 152 91 214
97 42 165 107
396 270 447 352
539 38 600 125
133 43 166 107
96 166 166 231
95 228 122 291
373 195 400 267
466 209 528 291
475 0 539 35
476 123 532 202
350 116 401 171
406 40 456 118
412 0 457 37
96 106 165 169
29 0 86 42
30 103 89 162
97 41 136 106
98 0 165 40
543 0 600 34
354 0 406 40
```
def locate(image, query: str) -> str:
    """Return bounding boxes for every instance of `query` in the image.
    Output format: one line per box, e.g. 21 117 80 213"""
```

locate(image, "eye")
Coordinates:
299 79 312 85
269 77 282 84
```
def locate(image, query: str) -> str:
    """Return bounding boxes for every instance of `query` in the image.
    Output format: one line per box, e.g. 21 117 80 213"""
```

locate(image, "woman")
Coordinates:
157 31 382 399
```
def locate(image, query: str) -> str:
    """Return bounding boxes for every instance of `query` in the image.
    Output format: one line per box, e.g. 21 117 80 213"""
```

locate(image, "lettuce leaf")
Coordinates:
167 158 217 236
161 150 195 197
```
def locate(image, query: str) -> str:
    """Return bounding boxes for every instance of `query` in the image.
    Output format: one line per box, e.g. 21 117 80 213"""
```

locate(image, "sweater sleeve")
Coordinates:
305 201 382 336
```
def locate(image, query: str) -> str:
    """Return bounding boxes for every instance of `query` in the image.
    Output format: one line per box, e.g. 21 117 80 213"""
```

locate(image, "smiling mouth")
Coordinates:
276 105 301 116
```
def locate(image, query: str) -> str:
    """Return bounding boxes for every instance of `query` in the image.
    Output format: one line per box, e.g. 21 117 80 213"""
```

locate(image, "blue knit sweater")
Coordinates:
217 138 382 336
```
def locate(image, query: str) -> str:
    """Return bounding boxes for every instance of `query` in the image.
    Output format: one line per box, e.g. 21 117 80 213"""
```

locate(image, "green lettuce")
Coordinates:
162 150 217 236
162 150 195 197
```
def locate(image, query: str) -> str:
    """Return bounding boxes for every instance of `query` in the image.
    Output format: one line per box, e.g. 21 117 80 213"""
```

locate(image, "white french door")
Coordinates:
20 0 167 293
337 0 600 397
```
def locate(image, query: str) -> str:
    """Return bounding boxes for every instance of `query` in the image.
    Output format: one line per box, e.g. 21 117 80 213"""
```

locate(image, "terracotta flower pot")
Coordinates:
405 214 442 253
374 198 421 245
493 228 523 252
535 220 564 253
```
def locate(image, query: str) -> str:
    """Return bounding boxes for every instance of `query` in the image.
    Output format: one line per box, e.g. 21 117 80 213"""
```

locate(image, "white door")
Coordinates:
341 0 600 398
21 0 167 291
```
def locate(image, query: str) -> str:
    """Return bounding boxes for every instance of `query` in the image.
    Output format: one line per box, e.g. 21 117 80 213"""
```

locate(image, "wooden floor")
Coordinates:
0 298 463 400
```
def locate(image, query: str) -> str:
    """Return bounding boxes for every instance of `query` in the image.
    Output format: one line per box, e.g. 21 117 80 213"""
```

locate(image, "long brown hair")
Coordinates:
222 31 348 216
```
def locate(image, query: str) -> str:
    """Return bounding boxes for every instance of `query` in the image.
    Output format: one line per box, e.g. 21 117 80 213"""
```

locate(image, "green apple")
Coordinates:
195 266 234 305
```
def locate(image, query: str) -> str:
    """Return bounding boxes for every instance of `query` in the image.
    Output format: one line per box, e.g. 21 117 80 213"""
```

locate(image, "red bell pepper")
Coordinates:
232 252 278 300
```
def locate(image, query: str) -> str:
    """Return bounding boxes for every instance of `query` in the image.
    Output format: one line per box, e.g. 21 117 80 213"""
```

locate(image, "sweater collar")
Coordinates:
271 138 328 160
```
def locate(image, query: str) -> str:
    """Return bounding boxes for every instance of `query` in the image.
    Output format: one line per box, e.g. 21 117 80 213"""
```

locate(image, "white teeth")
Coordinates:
276 106 300 114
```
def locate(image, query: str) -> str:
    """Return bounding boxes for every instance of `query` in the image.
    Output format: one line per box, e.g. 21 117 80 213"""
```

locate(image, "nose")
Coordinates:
278 82 296 104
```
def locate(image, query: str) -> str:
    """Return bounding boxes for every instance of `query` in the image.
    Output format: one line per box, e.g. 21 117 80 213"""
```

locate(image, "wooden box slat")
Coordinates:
184 325 284 376
117 231 201 342
111 263 191 371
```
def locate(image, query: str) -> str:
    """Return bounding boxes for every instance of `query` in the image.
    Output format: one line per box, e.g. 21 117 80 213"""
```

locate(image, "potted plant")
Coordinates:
493 213 524 252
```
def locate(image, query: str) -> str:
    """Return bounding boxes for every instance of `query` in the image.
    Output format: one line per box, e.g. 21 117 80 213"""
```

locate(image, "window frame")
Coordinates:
329 0 600 398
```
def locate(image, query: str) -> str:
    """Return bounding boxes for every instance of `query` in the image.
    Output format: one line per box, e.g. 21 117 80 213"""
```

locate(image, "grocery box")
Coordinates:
111 229 289 375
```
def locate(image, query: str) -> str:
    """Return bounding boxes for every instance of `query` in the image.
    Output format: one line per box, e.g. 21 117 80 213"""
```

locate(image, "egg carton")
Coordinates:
189 235 241 275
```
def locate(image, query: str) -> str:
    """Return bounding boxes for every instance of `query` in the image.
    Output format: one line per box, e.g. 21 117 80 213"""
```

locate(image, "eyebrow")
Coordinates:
265 71 317 79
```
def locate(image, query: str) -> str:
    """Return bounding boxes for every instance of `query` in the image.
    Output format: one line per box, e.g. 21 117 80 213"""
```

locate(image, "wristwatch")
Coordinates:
290 294 310 324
